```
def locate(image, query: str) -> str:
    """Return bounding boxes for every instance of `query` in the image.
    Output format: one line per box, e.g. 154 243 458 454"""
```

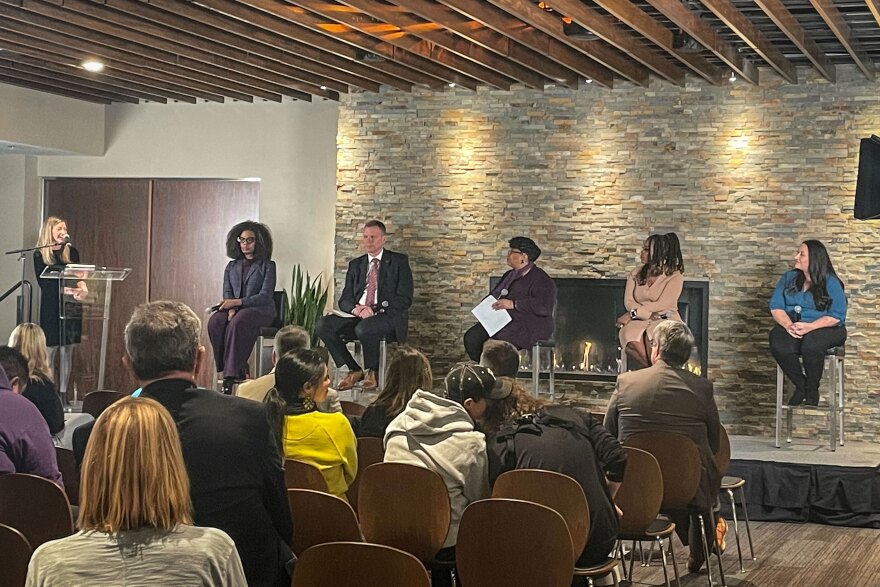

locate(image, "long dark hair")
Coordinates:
786 240 842 310
372 346 432 420
637 233 684 285
226 220 273 260
264 349 326 451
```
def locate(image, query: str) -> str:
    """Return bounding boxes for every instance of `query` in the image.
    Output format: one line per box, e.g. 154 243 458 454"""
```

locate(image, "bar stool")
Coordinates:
531 340 556 400
254 290 289 377
341 337 390 399
775 346 845 451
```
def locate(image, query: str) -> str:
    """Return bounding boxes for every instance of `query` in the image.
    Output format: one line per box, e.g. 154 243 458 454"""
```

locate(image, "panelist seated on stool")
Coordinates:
316 220 413 392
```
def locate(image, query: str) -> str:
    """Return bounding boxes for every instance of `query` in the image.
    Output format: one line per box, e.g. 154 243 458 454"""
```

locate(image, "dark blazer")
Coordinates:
143 379 292 587
23 377 65 436
493 265 556 350
338 250 413 343
223 258 277 317
604 360 721 511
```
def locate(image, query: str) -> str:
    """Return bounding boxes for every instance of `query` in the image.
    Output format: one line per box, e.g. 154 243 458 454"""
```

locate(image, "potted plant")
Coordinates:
285 265 329 347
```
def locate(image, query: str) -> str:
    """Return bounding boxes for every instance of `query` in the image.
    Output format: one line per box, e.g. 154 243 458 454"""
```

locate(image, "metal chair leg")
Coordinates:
378 338 387 391
548 347 555 401
531 343 540 398
829 355 837 452
669 537 681 587
727 489 744 573
697 515 714 587
838 357 845 446
738 487 756 560
708 510 728 587
658 538 671 587
775 365 784 448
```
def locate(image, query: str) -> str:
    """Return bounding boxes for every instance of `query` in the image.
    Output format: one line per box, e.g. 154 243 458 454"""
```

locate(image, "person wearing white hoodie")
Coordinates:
383 361 494 587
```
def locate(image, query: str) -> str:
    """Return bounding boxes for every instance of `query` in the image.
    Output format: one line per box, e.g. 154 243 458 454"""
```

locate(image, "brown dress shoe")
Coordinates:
337 370 364 391
361 370 378 391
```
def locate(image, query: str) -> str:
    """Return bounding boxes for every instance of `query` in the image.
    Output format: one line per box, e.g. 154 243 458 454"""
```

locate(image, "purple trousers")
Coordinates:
208 307 274 378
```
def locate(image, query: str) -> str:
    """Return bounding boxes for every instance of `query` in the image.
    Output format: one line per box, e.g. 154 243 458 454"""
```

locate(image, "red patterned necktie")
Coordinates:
365 258 379 307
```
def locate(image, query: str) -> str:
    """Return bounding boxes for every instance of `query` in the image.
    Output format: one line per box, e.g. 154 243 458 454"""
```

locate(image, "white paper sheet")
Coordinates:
332 309 356 318
471 295 512 337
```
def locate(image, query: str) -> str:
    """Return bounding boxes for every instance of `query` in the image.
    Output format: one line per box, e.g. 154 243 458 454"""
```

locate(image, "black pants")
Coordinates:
463 323 491 362
770 324 847 402
315 313 396 371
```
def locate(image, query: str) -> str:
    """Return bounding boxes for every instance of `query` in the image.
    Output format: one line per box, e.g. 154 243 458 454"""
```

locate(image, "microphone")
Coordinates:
61 234 71 244
499 288 509 297
794 305 802 322
206 304 221 313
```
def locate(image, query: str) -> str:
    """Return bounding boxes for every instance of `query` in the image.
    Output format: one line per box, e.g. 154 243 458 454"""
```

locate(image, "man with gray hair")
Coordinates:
237 325 341 411
124 300 293 586
604 320 721 575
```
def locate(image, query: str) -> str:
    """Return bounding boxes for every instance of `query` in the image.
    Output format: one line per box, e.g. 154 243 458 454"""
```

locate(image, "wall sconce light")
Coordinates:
729 71 737 82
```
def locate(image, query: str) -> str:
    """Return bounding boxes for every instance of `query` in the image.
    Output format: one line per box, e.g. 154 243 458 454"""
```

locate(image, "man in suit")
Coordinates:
316 220 413 391
124 300 293 587
604 320 722 574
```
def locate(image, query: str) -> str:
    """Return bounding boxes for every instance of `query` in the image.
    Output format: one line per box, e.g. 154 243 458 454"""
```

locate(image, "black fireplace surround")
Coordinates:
491 277 710 381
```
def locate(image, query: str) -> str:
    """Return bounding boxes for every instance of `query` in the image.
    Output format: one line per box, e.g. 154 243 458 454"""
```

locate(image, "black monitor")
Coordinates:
854 135 880 220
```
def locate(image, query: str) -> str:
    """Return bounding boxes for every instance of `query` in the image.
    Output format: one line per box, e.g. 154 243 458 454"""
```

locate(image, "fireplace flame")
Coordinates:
686 362 702 376
581 341 593 371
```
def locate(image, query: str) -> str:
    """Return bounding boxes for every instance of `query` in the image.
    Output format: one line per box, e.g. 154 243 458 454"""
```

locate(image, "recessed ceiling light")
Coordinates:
448 82 456 88
320 85 327 90
81 59 104 73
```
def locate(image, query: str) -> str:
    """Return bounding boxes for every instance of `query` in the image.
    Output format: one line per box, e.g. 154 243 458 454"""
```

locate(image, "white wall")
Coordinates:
0 155 38 337
0 84 104 155
38 99 340 294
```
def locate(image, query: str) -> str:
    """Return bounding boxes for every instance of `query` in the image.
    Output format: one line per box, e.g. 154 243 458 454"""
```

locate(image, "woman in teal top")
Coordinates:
769 240 847 406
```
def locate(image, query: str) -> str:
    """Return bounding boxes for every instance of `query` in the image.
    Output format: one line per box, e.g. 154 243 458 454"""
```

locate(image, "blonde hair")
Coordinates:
36 216 71 265
78 397 193 533
8 323 53 383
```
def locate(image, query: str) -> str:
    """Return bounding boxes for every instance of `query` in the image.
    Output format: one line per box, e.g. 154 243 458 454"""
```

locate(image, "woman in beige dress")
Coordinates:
617 233 684 369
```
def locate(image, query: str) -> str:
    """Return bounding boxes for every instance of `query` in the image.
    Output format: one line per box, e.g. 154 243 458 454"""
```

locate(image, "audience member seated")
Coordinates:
119 301 292 586
265 349 357 499
353 345 432 438
769 239 847 406
26 397 247 586
0 350 62 486
604 320 722 574
237 325 341 412
384 362 492 587
7 325 65 436
479 340 627 571
617 232 685 370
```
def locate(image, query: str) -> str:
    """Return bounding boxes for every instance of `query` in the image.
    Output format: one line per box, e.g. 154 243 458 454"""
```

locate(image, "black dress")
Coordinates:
34 248 83 347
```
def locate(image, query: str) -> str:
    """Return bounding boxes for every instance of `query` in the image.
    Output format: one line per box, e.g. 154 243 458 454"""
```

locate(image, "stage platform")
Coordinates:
724 435 880 529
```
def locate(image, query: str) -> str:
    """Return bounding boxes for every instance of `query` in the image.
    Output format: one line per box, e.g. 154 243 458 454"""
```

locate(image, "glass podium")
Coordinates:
40 265 130 404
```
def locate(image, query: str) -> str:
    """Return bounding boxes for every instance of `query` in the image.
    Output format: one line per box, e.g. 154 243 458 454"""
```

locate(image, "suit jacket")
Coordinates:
338 249 413 343
143 379 292 587
223 258 277 317
604 360 721 511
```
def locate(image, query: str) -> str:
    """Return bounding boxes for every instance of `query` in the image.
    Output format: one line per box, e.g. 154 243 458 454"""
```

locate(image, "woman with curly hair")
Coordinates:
207 221 276 394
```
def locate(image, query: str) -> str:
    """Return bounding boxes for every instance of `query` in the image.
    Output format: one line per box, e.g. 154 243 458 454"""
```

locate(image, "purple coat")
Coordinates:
0 367 63 487
493 265 557 350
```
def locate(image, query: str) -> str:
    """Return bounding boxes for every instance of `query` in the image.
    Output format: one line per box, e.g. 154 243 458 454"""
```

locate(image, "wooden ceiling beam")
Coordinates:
531 0 685 85
333 0 548 88
483 0 649 86
641 0 759 84
699 0 797 83
584 0 723 85
240 0 482 90
83 0 345 97
0 54 175 102
387 0 579 87
287 0 514 89
868 0 880 33
752 0 834 82
1 0 301 101
0 59 142 102
0 21 246 101
808 0 874 80
0 72 111 103
0 35 220 101
192 0 417 91
436 0 613 87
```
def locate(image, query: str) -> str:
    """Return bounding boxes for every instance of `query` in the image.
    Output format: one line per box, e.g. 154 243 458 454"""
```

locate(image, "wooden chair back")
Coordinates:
292 542 430 587
346 436 385 513
0 523 32 587
0 474 73 549
288 489 362 556
624 432 701 510
615 447 664 535
492 468 588 560
340 401 366 417
284 459 329 492
81 390 126 419
54 446 80 506
714 426 731 476
456 498 574 587
357 462 450 563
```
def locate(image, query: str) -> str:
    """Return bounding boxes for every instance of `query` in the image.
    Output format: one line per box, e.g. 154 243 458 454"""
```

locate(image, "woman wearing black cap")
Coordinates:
463 236 557 361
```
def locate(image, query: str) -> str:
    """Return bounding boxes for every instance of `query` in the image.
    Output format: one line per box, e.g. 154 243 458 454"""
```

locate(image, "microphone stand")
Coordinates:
4 241 67 325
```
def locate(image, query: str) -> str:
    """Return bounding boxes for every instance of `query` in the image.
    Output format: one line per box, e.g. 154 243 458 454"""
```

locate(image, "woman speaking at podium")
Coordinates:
33 216 86 399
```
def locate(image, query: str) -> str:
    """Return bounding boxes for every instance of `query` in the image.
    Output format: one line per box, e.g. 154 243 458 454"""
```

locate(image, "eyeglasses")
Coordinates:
237 237 256 245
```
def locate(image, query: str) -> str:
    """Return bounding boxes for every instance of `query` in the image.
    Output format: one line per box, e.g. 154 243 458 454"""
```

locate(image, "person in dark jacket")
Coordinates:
353 345 432 438
464 236 557 361
479 340 626 570
9 324 64 435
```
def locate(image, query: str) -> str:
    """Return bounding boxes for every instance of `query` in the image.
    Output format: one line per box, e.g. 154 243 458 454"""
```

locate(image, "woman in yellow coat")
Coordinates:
265 349 357 499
